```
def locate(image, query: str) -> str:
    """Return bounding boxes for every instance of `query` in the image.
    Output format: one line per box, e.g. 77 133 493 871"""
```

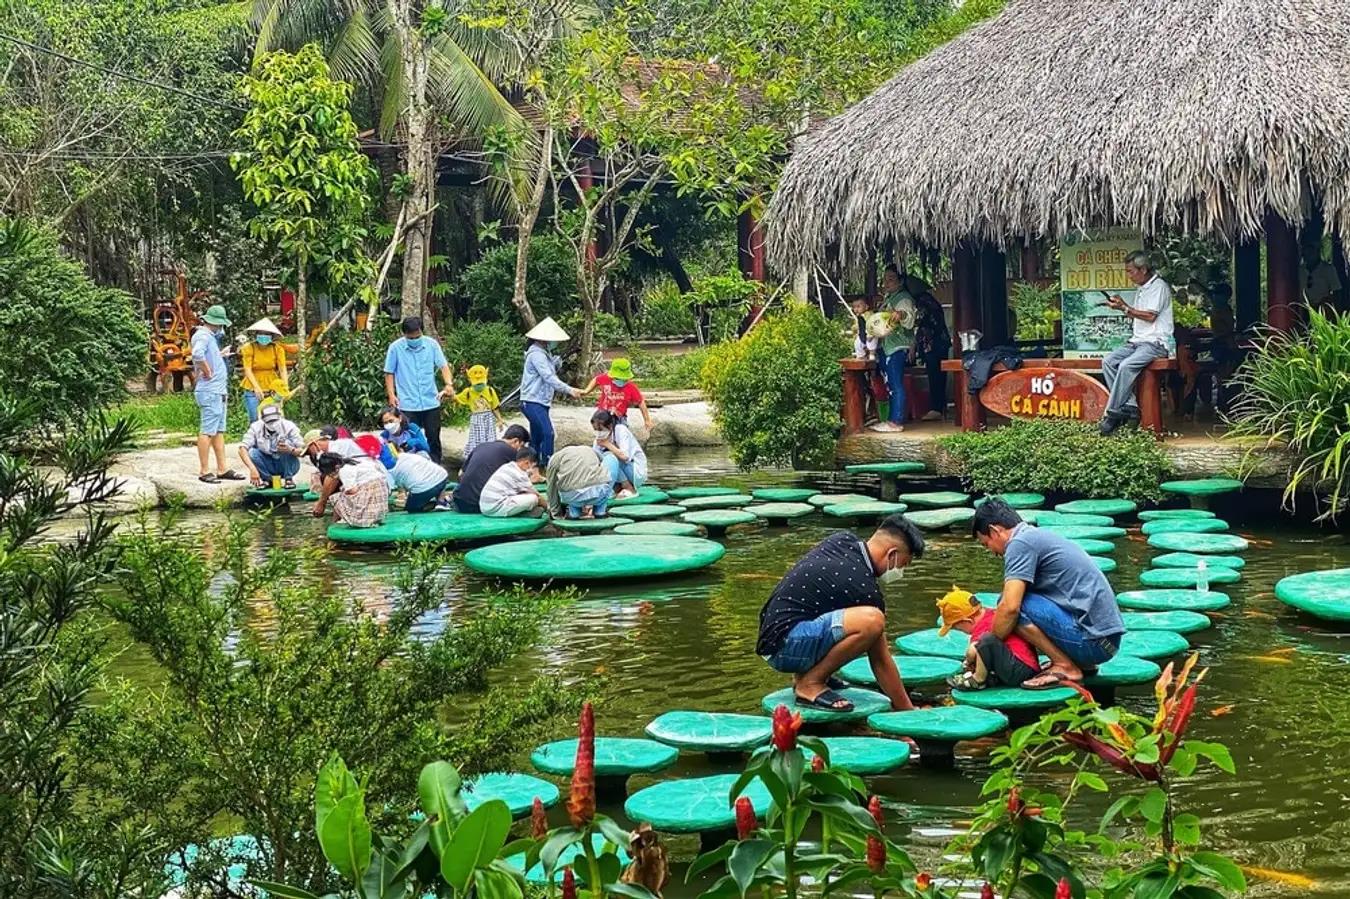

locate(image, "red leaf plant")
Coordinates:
566 702 596 828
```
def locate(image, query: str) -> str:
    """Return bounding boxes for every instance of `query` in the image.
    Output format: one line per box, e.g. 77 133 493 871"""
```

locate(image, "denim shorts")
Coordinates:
766 609 846 674
196 391 227 435
1018 593 1120 668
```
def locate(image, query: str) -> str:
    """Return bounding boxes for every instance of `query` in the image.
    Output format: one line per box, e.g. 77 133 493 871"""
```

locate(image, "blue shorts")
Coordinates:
766 609 846 674
1017 593 1120 668
196 392 227 435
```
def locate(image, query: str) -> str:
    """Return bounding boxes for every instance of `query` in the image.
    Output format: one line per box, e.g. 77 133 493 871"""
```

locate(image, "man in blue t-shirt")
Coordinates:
972 499 1125 689
383 316 455 463
190 305 245 483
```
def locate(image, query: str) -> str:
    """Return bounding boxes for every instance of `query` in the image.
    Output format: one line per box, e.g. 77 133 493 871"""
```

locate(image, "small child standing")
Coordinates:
936 587 1041 690
455 365 504 458
848 296 880 361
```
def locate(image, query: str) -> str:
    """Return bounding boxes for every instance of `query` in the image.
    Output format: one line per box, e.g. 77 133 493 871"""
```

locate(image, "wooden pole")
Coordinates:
864 246 878 299
1265 214 1299 331
1020 238 1041 281
979 243 1009 345
952 241 980 427
737 209 766 282
1233 237 1261 333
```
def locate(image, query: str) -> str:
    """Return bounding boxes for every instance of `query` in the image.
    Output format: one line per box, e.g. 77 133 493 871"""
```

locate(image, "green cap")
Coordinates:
608 358 634 381
203 305 232 327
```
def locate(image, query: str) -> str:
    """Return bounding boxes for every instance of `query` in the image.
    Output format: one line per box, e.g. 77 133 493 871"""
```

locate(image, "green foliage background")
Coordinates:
457 236 579 328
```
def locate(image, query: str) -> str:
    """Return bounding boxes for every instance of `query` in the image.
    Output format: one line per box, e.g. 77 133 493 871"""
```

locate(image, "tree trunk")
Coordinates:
296 250 308 349
511 125 553 330
392 0 435 332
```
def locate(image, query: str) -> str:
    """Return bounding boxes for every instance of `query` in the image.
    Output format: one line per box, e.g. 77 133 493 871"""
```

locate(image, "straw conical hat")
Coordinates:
246 317 283 336
524 316 569 343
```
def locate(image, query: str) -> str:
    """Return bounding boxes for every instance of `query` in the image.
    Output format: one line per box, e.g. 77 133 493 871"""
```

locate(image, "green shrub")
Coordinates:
623 344 710 390
700 304 849 469
303 319 400 427
635 281 697 337
458 235 578 327
116 391 251 441
1009 281 1060 341
689 272 763 342
440 319 525 399
938 418 1172 502
0 217 147 417
560 310 628 351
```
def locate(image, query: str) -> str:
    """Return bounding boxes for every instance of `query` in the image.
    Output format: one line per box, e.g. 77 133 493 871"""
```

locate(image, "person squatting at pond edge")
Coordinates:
936 587 1040 690
478 446 545 518
238 403 304 488
755 515 926 713
591 408 647 500
311 451 391 528
520 316 584 469
378 406 431 457
582 357 653 431
451 424 531 514
972 499 1125 689
1099 250 1174 436
455 364 506 458
545 444 614 521
384 316 455 462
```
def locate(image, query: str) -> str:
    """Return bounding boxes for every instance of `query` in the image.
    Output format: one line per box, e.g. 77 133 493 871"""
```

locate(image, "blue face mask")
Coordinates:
255 335 273 346
546 341 559 351
405 336 423 349
612 379 627 388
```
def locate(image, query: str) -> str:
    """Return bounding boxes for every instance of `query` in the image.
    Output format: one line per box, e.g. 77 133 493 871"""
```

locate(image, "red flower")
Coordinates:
561 867 577 899
566 702 596 828
980 883 995 899
735 796 758 840
811 754 825 773
1055 877 1071 899
1006 786 1023 816
1160 683 1198 764
771 704 802 751
531 796 548 839
866 796 885 873
916 872 932 891
1062 731 1160 782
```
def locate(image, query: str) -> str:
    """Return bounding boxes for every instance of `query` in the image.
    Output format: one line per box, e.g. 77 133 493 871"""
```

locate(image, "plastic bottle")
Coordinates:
1196 559 1209 593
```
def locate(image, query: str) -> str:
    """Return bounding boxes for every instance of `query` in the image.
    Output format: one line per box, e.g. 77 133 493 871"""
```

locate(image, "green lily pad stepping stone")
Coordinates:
246 485 308 499
465 535 724 580
614 521 701 537
974 493 1046 509
845 461 927 475
751 487 817 502
463 773 559 817
952 685 1078 711
897 491 971 508
839 654 963 688
1091 556 1117 573
553 516 634 533
644 711 771 753
303 489 320 501
619 504 687 521
1138 509 1217 522
1140 566 1240 588
667 486 739 500
1120 611 1212 634
748 502 815 525
611 486 670 506
1276 568 1350 621
895 628 968 659
506 834 630 885
531 737 678 787
678 494 754 510
761 687 890 724
867 706 1008 767
1069 538 1116 555
1041 525 1127 540
823 501 908 520
805 737 911 775
1152 552 1245 570
1085 655 1161 688
1117 589 1232 612
906 507 975 530
1140 518 1230 536
1160 478 1244 497
624 773 772 835
975 592 1001 606
1053 499 1137 516
1147 532 1249 554
329 511 547 545
1035 512 1116 527
808 493 875 508
679 509 758 537
1119 630 1190 660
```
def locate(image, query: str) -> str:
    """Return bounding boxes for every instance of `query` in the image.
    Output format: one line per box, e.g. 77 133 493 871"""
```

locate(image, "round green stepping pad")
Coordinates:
805 737 911 774
667 486 739 499
1152 552 1245 570
1137 509 1217 522
1035 512 1116 527
974 493 1046 509
1147 532 1249 554
823 501 908 519
680 509 758 531
1140 518 1230 536
906 507 975 530
1276 568 1350 621
506 835 630 885
614 521 701 537
1140 566 1241 588
678 494 754 510
1069 538 1116 555
1117 589 1232 612
867 706 1008 741
761 687 890 724
246 485 308 499
611 486 670 506
845 461 927 475
895 628 968 659
328 511 546 545
952 685 1078 711
1118 630 1190 660
1090 556 1116 573
624 774 772 834
465 535 724 580
751 487 817 502
808 493 875 508
1120 611 1212 634
748 502 815 522
839 654 963 688
1053 499 1137 516
531 737 678 777
896 491 971 508
552 516 634 533
644 711 771 752
1041 525 1127 540
618 504 687 521
303 490 320 501
1160 478 1244 497
1085 655 1161 687
463 773 559 817
975 592 1001 606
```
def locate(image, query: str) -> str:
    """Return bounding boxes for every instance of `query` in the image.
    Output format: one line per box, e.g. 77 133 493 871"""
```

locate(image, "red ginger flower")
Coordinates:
980 883 995 899
865 796 886 873
530 796 548 838
566 702 596 828
771 704 802 751
734 796 758 840
811 754 825 773
561 867 577 899
1055 877 1072 899
916 872 933 891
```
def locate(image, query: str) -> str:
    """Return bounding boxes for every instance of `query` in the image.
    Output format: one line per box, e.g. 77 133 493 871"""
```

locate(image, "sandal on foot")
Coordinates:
283 479 296 489
794 688 855 712
198 473 219 484
946 671 986 690
218 469 246 481
1021 670 1081 691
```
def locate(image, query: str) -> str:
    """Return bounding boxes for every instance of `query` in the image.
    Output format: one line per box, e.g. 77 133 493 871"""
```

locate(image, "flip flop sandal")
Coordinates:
198 473 219 484
1021 671 1082 691
826 676 849 691
283 479 296 489
218 469 246 481
794 689 855 712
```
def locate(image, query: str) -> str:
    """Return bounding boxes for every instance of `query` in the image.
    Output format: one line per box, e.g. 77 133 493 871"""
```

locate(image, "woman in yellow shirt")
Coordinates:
240 318 289 421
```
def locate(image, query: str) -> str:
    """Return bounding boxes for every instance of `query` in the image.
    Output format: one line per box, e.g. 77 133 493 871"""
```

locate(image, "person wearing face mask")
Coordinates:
454 364 504 458
519 317 583 469
755 515 926 713
384 316 455 462
581 358 653 432
238 403 305 488
590 409 646 499
240 318 289 422
378 406 431 457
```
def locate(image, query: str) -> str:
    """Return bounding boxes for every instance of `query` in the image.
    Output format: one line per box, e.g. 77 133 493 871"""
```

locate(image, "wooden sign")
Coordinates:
979 368 1109 421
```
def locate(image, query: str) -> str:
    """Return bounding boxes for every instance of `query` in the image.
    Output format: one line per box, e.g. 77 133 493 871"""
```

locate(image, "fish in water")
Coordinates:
1209 704 1236 717
732 573 781 582
1239 865 1318 889
1243 610 1276 620
1243 654 1294 665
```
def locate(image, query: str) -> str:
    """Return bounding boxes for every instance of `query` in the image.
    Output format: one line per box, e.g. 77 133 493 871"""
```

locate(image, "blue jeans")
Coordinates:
522 402 554 468
766 609 846 674
560 482 610 519
243 390 263 422
881 348 908 424
406 478 449 513
1017 593 1120 668
248 448 300 480
600 452 642 490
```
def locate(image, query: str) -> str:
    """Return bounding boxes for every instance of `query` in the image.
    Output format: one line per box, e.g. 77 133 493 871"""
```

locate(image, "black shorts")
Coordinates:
975 632 1040 687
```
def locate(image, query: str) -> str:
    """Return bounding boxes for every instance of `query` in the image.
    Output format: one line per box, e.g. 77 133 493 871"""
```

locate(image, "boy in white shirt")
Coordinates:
479 447 544 518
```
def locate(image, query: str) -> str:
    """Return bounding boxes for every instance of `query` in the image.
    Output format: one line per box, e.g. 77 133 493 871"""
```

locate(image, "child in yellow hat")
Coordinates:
936 587 1041 690
455 364 504 457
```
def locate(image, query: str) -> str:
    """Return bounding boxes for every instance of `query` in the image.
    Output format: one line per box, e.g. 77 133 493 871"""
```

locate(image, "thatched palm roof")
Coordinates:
767 0 1350 272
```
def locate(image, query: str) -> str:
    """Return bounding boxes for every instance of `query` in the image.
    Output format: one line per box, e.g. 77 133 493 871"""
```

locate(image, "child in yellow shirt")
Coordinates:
455 364 504 457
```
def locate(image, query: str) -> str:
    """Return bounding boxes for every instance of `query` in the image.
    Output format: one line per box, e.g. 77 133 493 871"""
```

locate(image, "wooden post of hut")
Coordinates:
951 241 980 427
1234 238 1262 333
1266 214 1299 332
738 209 767 282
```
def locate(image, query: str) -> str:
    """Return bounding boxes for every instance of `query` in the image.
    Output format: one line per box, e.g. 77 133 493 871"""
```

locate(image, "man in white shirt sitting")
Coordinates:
479 447 544 518
1100 251 1174 436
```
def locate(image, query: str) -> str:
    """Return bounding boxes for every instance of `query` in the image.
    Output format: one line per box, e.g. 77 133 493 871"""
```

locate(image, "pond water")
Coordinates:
111 448 1350 897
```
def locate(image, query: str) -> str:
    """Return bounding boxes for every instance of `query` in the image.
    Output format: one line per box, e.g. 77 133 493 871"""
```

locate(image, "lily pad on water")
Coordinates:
906 507 976 530
679 509 758 533
973 493 1046 509
1147 532 1250 554
618 504 687 521
952 686 1078 711
246 485 308 499
760 687 890 724
1084 655 1161 687
667 486 739 499
751 487 818 502
611 486 670 507
531 737 678 777
1117 589 1232 612
1120 611 1213 634
1140 518 1230 536
895 628 968 659
614 521 701 537
552 516 634 533
808 493 875 508
867 706 1008 741
805 737 911 775
1118 630 1190 660
823 501 909 519
1034 512 1116 527
1151 552 1245 570
329 511 547 545
463 773 559 817
1139 566 1240 588
839 654 963 688
1053 499 1137 516
624 774 773 833
896 491 971 508
1276 568 1350 622
748 502 816 523
678 494 754 510
1137 509 1217 522
1090 556 1117 573
465 535 724 580
1159 478 1244 497
1070 538 1116 555
644 711 772 752
1041 525 1127 540
845 461 927 475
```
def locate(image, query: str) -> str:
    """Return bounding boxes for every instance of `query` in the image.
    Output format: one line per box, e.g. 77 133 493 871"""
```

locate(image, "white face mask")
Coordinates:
878 553 905 584
384 421 401 435
594 429 611 441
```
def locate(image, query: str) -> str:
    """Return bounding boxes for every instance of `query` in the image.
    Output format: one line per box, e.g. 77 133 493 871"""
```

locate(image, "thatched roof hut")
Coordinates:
767 0 1350 273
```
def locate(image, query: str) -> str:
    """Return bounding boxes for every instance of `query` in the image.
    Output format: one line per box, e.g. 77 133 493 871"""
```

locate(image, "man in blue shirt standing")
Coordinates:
384 317 455 463
191 304 245 484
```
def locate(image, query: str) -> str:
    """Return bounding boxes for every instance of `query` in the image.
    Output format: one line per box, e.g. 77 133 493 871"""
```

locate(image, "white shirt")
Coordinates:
242 417 302 455
338 459 388 490
1129 275 1174 350
391 452 447 493
479 462 534 509
328 438 367 462
595 423 647 484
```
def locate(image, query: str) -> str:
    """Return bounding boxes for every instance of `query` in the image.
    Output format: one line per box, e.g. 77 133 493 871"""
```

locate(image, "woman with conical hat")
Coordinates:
518 317 582 468
240 317 288 422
